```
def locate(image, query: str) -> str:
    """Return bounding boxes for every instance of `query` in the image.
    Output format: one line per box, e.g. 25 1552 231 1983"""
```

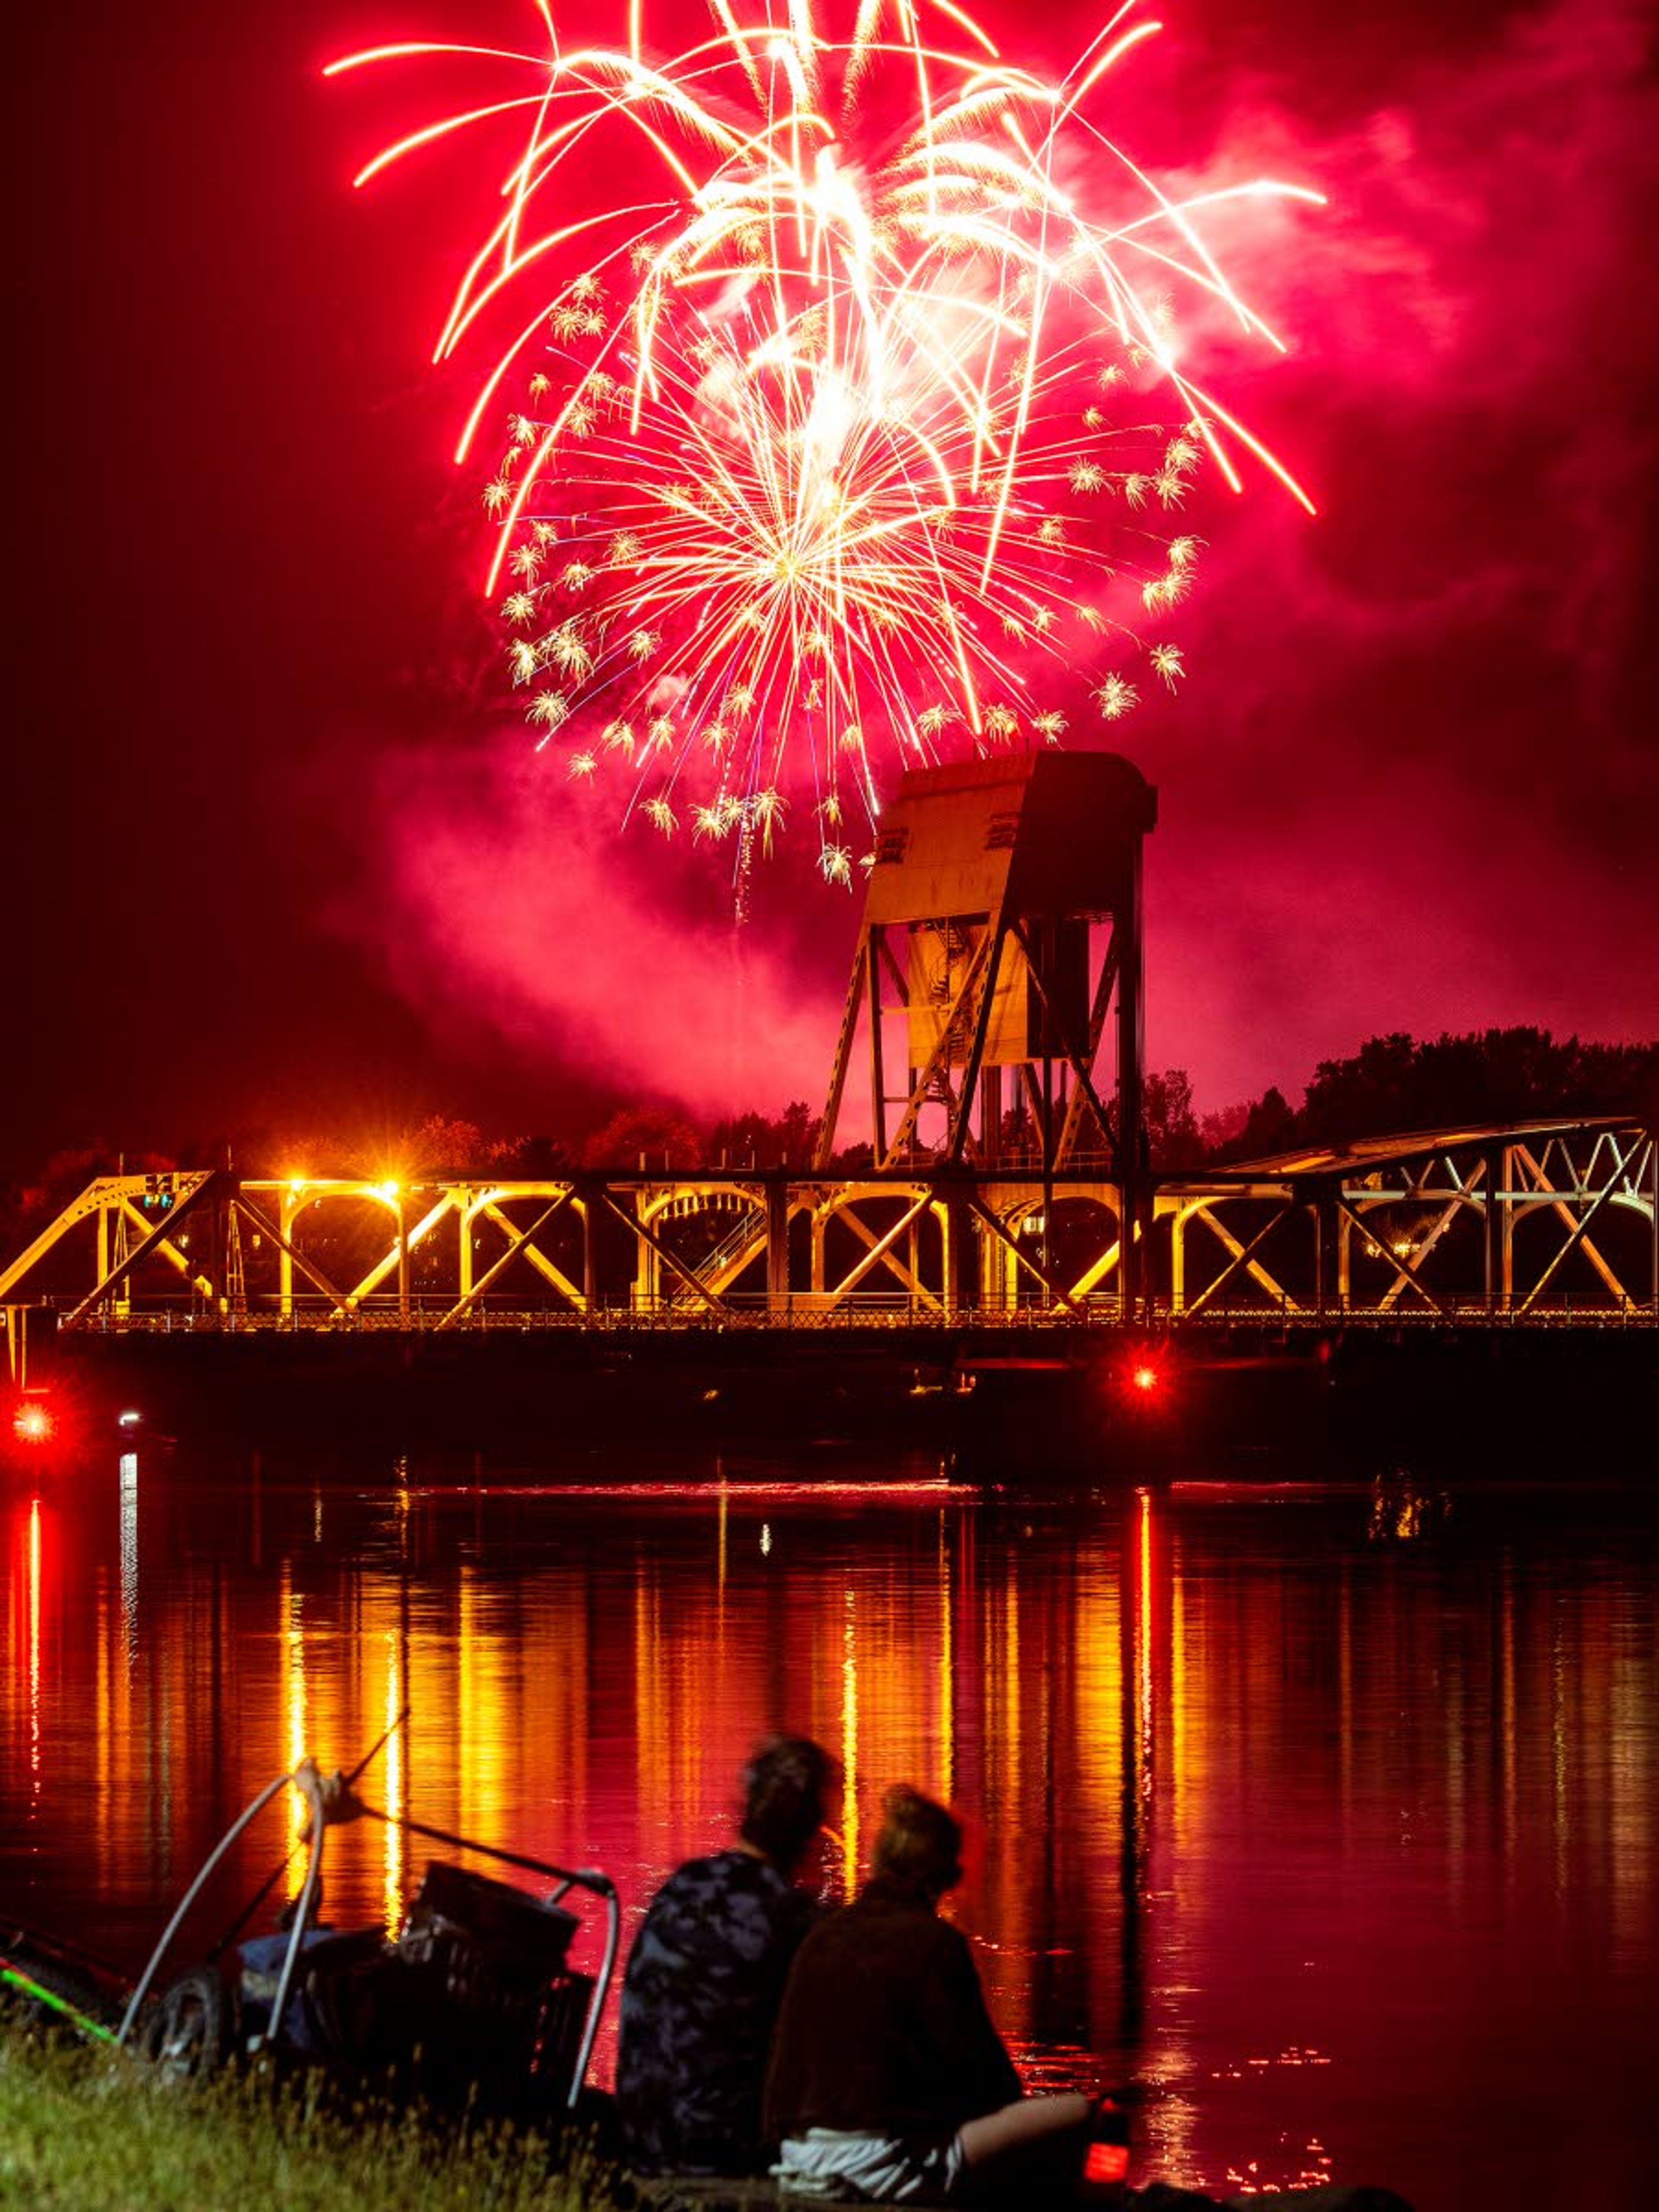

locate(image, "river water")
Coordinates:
2 1442 1655 2212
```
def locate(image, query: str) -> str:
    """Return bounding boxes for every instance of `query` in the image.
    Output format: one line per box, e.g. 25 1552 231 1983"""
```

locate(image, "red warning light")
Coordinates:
1085 2089 1131 2181
1085 2141 1131 2184
1107 1353 1173 1417
12 1400 54 1444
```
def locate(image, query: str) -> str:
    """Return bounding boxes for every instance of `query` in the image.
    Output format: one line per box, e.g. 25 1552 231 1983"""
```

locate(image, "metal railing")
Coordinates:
59 1290 1655 1333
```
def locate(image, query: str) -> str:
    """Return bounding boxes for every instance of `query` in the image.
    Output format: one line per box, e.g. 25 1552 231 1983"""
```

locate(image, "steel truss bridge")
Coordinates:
2 1117 1653 1342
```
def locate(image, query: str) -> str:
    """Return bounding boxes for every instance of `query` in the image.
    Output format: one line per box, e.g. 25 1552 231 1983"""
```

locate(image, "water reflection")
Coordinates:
27 1496 42 1799
118 1451 139 1669
1 1459 1655 2212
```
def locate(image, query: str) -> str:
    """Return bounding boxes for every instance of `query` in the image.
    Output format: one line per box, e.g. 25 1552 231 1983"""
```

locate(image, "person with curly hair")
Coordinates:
616 1735 838 2177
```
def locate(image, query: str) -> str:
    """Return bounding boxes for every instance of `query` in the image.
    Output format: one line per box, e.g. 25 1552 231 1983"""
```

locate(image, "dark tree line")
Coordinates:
4 1032 1654 1250
359 1033 1659 1176
1185 1028 1659 1169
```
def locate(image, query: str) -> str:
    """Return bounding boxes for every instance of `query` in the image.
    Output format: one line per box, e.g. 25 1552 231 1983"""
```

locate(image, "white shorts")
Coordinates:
776 2126 967 2203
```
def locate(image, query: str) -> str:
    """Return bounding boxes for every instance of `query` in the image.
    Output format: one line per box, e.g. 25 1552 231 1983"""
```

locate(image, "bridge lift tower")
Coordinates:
815 751 1158 1309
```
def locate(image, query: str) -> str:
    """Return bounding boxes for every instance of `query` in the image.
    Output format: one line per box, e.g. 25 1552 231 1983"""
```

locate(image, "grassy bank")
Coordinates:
0 2022 623 2212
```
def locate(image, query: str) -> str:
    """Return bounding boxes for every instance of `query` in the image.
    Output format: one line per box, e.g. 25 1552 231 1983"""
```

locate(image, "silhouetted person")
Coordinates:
616 1735 837 2176
766 1786 1416 2212
765 1784 1100 2202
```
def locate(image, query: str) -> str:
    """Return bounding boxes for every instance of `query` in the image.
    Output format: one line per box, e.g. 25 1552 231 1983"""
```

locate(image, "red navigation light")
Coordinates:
12 1400 54 1445
1085 2141 1131 2184
1085 2091 1131 2183
1131 1363 1160 1394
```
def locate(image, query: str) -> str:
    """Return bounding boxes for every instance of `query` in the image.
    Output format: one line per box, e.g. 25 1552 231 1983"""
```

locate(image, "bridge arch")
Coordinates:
635 1182 771 1309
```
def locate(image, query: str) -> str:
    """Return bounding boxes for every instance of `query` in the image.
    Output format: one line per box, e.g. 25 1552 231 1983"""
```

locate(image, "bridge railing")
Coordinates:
47 1289 1655 1332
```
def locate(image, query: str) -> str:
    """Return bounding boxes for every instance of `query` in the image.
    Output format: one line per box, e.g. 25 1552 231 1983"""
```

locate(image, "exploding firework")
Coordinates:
330 2 1319 886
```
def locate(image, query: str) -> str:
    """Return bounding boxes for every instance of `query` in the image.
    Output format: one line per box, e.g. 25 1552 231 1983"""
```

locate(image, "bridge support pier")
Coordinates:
1170 1203 1188 1318
1314 1194 1338 1317
630 1190 653 1313
1336 1201 1353 1310
941 1188 969 1319
766 1185 791 1316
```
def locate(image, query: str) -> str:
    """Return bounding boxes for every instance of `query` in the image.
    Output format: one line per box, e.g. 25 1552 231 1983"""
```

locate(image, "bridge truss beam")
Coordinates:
0 1119 1652 1332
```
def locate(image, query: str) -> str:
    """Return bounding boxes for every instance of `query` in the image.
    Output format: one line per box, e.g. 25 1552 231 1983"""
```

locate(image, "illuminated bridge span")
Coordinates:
2 1117 1653 1338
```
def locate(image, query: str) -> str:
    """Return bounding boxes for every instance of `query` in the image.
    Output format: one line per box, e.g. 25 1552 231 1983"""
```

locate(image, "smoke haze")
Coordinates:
370 0 1656 1123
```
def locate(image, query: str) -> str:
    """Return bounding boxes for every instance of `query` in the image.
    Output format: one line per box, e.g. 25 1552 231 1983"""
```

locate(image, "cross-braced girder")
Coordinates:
0 1119 1650 1333
1158 1117 1655 1320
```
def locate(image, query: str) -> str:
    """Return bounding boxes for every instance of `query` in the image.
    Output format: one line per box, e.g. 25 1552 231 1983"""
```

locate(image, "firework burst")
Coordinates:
330 2 1320 885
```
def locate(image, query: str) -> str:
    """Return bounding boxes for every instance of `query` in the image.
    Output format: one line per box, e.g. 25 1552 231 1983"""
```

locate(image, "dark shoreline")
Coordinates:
23 1319 1656 1484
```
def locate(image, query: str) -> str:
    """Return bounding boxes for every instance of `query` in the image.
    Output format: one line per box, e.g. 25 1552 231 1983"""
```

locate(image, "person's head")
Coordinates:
739 1735 836 1875
871 1785 964 1904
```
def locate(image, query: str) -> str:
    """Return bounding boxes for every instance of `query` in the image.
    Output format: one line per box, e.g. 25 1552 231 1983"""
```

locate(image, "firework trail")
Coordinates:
330 2 1320 888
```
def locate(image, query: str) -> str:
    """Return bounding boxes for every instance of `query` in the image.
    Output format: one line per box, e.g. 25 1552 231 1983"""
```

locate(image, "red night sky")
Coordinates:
7 0 1656 1168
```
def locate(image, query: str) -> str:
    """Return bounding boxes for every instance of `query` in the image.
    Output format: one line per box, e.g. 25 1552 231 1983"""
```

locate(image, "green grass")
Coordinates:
0 2020 626 2212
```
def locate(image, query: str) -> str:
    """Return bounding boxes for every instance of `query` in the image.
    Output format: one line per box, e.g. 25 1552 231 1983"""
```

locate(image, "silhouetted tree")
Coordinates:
1198 1101 1250 1157
306 1116 489 1179
1300 1029 1659 1146
490 1133 572 1179
1232 1086 1298 1160
707 1100 822 1166
1297 1034 1420 1146
1143 1068 1204 1169
985 1099 1046 1164
582 1105 704 1170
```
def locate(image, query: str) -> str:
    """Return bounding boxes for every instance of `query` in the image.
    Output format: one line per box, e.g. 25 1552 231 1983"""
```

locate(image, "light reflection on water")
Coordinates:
2 1452 1656 2212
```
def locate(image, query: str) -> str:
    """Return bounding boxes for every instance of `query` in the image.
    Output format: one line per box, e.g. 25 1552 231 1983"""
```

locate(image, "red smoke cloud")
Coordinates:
375 0 1658 1123
383 743 842 1117
1134 0 1659 1099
